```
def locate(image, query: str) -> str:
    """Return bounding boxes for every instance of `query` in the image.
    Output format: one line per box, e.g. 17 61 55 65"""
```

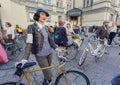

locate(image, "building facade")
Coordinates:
0 0 73 29
82 0 119 26
68 0 120 27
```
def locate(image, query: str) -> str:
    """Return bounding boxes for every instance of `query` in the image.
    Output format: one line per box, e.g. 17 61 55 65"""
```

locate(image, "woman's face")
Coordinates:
67 24 71 29
5 23 9 28
39 12 47 23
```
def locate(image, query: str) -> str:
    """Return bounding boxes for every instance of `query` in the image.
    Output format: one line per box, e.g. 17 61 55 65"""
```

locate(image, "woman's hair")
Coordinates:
33 12 40 21
5 22 12 27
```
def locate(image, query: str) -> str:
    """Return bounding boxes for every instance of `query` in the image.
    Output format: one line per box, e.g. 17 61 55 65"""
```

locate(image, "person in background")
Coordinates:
94 21 109 55
66 22 75 45
5 22 15 43
0 30 8 63
82 25 89 37
54 20 68 47
16 8 61 85
78 24 82 35
0 30 3 44
108 22 117 45
15 25 23 36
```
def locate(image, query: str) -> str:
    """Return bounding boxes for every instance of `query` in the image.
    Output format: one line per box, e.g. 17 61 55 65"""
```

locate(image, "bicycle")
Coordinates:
4 34 25 60
78 36 107 66
1 51 90 85
0 35 25 70
65 37 84 60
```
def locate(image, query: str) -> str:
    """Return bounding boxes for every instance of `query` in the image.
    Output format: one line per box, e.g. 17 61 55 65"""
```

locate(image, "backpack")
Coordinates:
54 28 62 45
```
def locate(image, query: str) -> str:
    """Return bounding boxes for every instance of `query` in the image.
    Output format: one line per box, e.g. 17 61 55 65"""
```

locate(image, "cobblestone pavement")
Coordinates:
0 35 120 85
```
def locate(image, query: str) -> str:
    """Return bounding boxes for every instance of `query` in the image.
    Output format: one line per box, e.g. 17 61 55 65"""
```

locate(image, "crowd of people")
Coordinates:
0 22 23 63
0 7 120 85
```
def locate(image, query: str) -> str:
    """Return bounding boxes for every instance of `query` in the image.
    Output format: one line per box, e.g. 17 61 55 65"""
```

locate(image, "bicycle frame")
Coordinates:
16 62 69 85
85 42 95 55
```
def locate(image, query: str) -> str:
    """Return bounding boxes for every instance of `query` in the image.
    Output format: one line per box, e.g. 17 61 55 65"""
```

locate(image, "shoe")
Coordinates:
43 79 48 85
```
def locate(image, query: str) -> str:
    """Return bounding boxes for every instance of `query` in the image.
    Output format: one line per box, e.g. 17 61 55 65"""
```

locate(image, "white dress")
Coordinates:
67 28 74 45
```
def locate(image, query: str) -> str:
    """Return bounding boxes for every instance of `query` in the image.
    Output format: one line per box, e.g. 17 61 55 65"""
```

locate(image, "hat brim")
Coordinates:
38 11 49 17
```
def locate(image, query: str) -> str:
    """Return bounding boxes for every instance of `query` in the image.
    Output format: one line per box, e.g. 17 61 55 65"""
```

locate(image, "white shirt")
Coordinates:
110 26 117 32
36 22 45 29
6 27 15 39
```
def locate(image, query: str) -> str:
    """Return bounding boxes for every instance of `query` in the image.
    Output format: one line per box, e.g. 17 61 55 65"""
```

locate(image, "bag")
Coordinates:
54 28 62 44
0 44 8 63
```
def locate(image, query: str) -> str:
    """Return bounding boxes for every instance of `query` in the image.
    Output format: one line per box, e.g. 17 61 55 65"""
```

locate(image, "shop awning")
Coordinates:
66 8 82 16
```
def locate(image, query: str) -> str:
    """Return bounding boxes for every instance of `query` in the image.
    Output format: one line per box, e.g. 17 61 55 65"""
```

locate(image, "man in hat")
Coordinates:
94 21 109 55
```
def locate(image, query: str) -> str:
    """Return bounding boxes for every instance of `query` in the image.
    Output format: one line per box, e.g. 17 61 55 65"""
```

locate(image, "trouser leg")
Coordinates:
35 54 53 80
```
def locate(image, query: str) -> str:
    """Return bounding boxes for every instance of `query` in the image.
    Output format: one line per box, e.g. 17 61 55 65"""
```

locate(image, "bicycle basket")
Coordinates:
72 34 81 40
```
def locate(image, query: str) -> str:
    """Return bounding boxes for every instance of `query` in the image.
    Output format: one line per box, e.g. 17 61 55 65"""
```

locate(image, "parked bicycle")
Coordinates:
1 51 90 85
0 35 25 70
78 35 107 66
65 37 84 60
4 34 25 60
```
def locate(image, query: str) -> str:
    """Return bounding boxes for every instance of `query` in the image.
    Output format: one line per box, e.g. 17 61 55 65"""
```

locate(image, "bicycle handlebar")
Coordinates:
56 51 71 62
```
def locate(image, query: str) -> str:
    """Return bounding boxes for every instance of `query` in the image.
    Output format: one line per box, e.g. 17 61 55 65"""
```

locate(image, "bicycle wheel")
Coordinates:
5 44 19 60
78 49 87 66
95 46 106 58
55 70 90 85
66 45 78 60
1 82 25 85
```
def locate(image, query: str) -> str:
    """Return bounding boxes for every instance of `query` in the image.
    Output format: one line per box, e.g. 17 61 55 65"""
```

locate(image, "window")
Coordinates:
56 1 62 7
110 14 113 21
29 12 34 22
111 0 115 5
46 16 51 22
83 0 93 8
60 2 62 7
58 16 62 21
31 0 35 2
43 0 46 3
43 0 51 5
57 2 59 7
67 4 71 10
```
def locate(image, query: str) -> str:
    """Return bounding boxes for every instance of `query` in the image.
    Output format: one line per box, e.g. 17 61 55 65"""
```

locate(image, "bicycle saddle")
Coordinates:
16 62 36 70
15 62 36 77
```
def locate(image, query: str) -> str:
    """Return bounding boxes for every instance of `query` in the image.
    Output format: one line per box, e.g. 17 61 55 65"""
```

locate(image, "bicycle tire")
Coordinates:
95 46 105 58
55 70 90 85
78 49 87 66
1 82 25 85
5 44 20 60
66 45 78 60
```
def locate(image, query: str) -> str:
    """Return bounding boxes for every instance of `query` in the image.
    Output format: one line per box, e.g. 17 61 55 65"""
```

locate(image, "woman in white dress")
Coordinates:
66 23 75 45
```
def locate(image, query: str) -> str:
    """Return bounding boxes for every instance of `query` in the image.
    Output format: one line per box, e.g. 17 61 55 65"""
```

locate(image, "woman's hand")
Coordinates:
15 59 28 68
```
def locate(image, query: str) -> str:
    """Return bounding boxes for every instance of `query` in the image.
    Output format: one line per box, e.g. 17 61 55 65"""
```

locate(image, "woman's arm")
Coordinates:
24 25 33 59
